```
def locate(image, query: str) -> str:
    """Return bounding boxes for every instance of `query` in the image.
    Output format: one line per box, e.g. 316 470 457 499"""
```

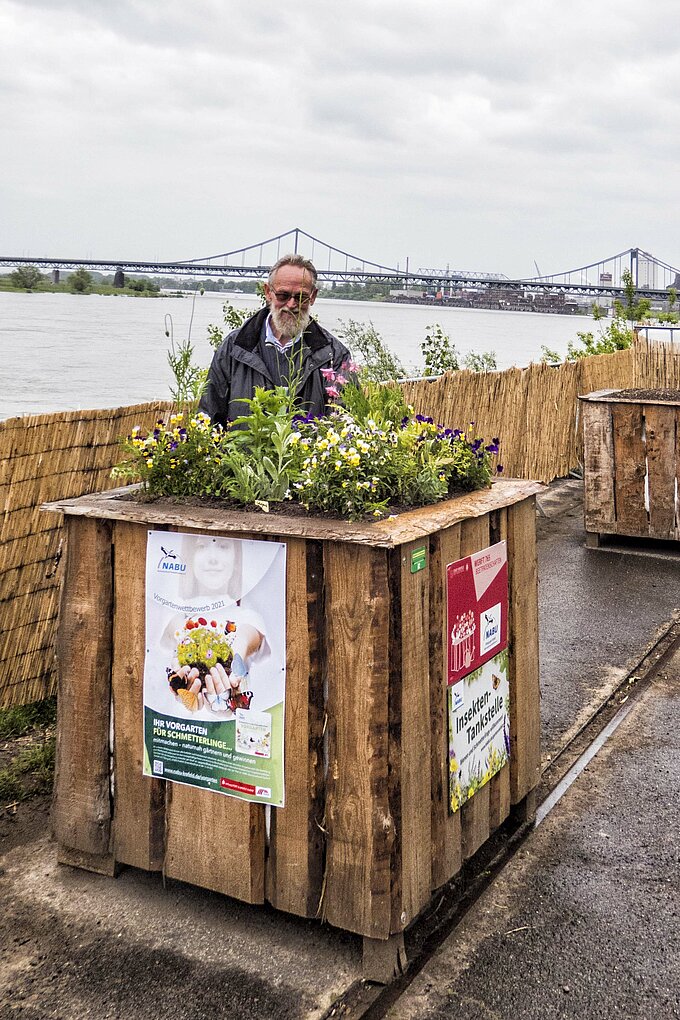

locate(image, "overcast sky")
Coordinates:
2 0 679 278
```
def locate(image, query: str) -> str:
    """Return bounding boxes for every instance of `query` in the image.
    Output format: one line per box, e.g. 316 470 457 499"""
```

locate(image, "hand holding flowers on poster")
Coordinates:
155 533 277 721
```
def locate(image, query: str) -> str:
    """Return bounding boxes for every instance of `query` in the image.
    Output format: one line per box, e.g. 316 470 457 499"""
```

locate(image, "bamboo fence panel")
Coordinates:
631 333 680 388
0 401 170 708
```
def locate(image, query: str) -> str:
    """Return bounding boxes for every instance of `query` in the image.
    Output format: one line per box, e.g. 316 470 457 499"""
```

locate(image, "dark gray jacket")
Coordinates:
199 307 351 427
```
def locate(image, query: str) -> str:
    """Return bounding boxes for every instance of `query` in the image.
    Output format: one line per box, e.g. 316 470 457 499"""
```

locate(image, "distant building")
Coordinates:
389 288 427 299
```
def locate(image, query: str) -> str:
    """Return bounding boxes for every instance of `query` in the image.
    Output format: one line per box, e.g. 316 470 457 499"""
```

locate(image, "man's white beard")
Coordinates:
271 304 311 341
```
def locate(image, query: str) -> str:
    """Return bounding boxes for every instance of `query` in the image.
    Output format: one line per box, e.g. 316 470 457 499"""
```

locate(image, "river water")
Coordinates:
0 290 591 420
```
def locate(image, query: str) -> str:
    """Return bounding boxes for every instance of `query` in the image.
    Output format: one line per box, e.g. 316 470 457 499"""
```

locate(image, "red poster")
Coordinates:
446 541 508 686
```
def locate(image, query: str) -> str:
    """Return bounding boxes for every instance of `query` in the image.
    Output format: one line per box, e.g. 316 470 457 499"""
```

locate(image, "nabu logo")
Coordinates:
480 603 501 654
157 546 186 573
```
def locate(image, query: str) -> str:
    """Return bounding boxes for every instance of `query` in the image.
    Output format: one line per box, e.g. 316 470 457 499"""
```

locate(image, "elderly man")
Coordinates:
199 254 351 427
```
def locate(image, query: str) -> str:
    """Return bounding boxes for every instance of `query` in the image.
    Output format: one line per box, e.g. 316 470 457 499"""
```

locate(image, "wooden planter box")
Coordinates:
44 479 542 964
580 389 680 545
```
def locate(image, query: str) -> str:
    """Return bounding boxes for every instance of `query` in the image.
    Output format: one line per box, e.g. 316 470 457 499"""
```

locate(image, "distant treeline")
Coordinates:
0 266 162 296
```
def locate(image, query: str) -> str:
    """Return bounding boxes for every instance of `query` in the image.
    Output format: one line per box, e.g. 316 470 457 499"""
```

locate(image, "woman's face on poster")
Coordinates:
192 538 236 593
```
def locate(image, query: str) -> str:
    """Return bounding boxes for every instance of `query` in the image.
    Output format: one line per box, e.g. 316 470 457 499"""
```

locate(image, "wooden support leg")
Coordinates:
362 933 408 984
585 532 601 548
509 787 538 826
58 846 120 878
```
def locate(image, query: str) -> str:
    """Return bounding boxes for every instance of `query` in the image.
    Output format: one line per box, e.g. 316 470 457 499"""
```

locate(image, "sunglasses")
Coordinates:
269 289 315 306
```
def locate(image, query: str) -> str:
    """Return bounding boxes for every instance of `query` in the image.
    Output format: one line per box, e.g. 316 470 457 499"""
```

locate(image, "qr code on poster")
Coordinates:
153 760 164 775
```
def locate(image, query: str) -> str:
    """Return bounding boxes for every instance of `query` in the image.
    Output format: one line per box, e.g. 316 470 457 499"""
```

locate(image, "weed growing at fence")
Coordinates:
0 697 56 809
542 270 677 363
0 697 56 739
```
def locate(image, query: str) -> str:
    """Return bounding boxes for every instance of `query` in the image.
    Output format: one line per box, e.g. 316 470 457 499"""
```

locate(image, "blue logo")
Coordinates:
157 546 186 573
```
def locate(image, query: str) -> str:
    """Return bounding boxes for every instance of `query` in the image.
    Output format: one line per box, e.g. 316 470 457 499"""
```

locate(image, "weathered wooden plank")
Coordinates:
488 762 511 832
462 783 491 859
267 538 325 917
111 522 165 871
488 509 512 832
645 405 677 538
43 479 545 549
164 781 266 903
677 408 680 535
581 401 616 532
612 404 647 531
52 516 113 858
429 523 463 891
323 543 393 939
57 846 118 877
506 497 541 804
458 514 492 859
388 539 432 932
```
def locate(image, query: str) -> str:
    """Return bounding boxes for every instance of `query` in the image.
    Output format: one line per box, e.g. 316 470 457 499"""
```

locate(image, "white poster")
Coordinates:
142 530 287 807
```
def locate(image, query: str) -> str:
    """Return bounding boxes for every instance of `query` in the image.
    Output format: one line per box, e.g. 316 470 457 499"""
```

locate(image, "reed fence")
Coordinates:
1 402 170 707
2 335 679 707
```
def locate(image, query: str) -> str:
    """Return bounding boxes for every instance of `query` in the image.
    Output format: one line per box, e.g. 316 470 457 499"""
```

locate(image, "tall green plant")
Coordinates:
213 387 300 504
165 303 208 404
541 269 652 362
421 324 496 375
336 318 406 382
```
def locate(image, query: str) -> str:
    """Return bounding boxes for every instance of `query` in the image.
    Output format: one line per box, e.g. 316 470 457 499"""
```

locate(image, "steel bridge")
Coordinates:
1 228 678 301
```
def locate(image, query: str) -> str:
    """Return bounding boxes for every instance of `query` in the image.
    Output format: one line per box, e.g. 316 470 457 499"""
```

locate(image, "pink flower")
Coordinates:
335 374 347 385
325 385 340 399
320 368 336 381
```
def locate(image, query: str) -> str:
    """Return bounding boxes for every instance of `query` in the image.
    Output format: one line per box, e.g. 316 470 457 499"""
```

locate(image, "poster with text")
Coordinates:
446 541 508 686
142 530 287 807
447 651 510 812
447 541 509 812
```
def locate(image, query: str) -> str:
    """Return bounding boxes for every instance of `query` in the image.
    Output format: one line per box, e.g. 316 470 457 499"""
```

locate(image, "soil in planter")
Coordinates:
120 488 488 521
607 387 680 402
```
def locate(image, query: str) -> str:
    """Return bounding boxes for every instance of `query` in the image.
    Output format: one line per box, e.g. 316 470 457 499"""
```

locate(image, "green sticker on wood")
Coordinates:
411 546 427 573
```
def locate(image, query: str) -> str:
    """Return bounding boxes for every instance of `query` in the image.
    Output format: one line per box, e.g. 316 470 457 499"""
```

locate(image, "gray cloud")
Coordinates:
1 0 679 274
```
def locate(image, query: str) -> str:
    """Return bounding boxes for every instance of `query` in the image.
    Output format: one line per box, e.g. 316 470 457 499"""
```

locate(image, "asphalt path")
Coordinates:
385 641 680 1019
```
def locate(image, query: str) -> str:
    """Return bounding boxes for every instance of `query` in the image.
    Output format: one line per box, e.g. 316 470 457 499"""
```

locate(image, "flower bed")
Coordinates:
112 381 501 521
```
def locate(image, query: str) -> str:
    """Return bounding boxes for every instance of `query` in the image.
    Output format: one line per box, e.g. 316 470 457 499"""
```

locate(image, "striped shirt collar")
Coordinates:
265 313 302 352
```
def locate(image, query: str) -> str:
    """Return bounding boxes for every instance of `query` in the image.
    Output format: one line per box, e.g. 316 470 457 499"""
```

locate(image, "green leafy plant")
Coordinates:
336 318 406 382
213 387 302 504
422 323 461 375
463 349 498 372
116 314 502 518
0 698 57 807
165 288 210 403
207 288 267 351
542 268 659 363
167 334 208 403
421 324 496 375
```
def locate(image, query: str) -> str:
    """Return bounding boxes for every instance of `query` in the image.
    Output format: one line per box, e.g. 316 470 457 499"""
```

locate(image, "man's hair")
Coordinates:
268 254 318 288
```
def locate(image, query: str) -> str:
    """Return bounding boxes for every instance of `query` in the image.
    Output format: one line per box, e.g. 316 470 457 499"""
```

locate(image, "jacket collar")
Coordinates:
235 305 330 355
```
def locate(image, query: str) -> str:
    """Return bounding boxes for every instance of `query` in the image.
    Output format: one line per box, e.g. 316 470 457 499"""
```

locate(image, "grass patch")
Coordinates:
0 697 57 807
0 696 57 739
